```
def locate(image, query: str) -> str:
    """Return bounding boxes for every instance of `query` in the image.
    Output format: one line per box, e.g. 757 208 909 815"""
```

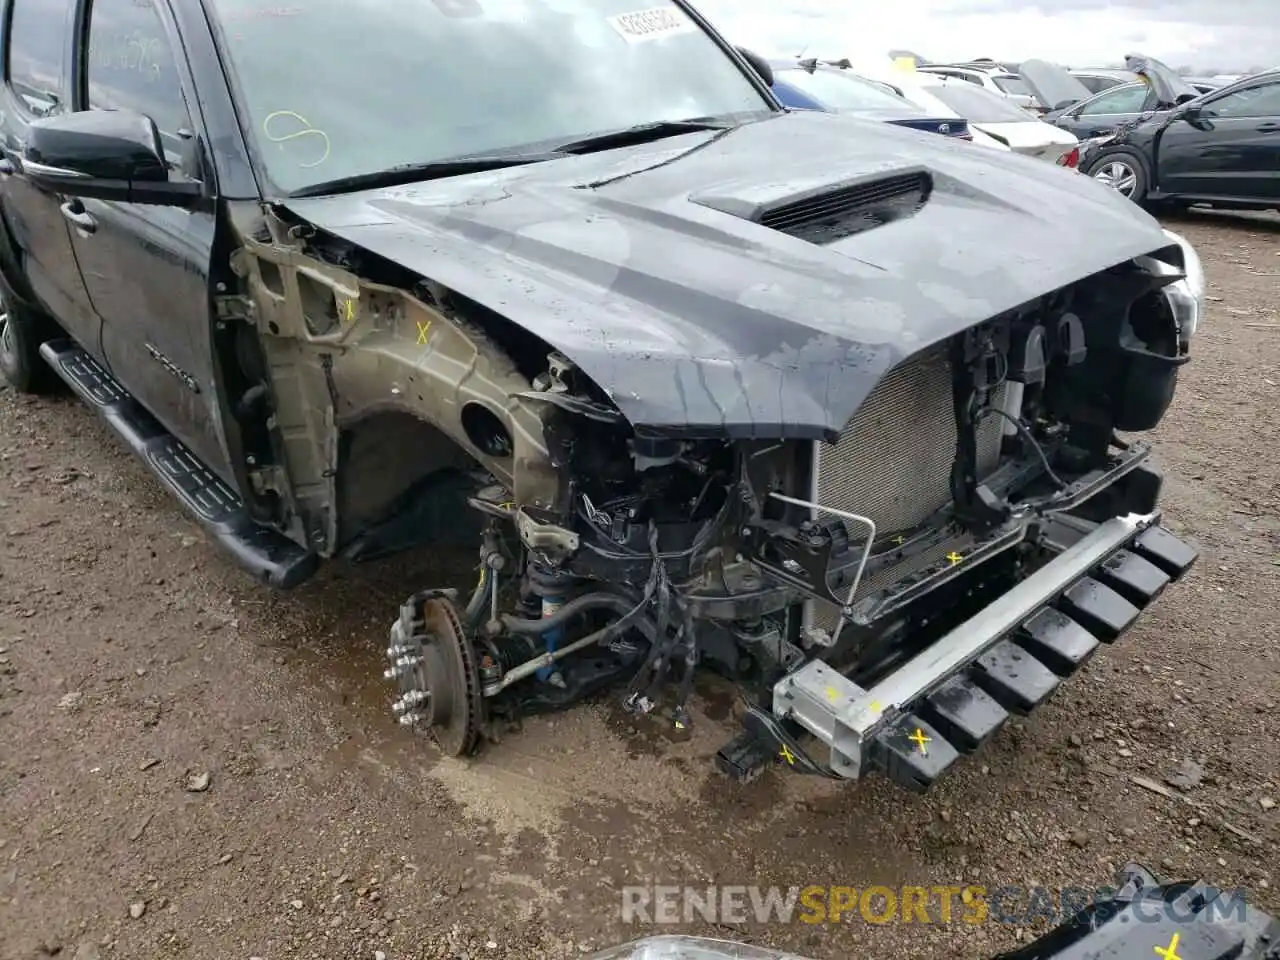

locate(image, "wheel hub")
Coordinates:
385 594 482 756
1092 160 1138 198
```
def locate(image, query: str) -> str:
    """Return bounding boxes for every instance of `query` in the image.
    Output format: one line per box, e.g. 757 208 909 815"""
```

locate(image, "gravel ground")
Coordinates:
1 210 1277 960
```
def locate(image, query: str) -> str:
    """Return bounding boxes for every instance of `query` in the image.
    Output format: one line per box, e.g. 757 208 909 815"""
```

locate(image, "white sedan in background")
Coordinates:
912 75 1082 167
840 62 1015 153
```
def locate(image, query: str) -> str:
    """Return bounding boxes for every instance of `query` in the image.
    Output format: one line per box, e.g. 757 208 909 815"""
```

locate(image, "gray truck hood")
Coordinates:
285 110 1171 441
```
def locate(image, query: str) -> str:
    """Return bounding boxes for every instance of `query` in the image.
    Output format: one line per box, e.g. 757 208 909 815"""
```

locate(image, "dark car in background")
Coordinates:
1081 67 1280 209
1039 55 1204 140
770 59 974 140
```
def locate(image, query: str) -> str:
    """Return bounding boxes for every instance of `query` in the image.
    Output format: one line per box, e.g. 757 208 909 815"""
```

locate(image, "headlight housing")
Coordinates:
1157 229 1206 342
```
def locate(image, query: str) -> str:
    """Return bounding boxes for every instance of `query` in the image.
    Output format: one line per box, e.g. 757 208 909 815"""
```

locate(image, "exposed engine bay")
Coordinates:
365 229 1202 786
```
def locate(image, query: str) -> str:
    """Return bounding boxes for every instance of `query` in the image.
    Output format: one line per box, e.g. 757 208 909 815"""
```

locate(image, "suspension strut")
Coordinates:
524 558 582 688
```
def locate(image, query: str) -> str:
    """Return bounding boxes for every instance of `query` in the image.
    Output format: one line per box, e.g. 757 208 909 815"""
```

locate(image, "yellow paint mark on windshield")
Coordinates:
262 110 331 168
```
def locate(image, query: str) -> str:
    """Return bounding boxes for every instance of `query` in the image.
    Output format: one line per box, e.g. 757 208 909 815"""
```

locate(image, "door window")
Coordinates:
1078 83 1150 116
1201 80 1280 119
6 0 70 115
84 0 197 175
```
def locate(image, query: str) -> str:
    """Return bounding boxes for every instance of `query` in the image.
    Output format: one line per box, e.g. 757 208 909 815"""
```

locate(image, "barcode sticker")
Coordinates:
606 6 697 42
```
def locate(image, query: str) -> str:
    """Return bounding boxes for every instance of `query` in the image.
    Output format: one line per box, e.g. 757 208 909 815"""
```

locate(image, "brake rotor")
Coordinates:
387 595 482 756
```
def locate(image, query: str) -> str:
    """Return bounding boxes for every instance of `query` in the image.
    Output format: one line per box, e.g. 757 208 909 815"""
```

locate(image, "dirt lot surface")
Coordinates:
2 210 1278 960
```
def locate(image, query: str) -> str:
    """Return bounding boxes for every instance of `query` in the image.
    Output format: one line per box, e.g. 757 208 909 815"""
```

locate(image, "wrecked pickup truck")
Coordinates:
0 0 1203 791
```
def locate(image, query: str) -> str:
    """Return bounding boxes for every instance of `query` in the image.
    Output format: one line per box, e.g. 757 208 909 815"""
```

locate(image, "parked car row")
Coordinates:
767 57 1079 167
763 51 1280 213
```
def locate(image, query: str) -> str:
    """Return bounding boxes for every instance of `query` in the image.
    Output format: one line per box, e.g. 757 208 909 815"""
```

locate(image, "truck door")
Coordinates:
0 0 102 360
65 0 232 481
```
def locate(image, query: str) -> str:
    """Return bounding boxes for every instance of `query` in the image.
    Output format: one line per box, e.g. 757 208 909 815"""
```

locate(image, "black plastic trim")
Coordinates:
39 339 317 588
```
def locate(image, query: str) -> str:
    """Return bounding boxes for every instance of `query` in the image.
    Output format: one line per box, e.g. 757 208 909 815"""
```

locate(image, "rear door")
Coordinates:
65 0 231 478
1156 76 1280 201
0 0 102 357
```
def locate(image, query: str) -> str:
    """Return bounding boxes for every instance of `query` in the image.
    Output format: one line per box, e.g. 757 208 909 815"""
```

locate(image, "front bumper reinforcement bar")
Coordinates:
766 511 1195 785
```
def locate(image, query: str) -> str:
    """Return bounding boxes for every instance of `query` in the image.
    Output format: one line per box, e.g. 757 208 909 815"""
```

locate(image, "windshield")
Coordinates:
921 81 1035 123
773 68 915 112
207 0 772 194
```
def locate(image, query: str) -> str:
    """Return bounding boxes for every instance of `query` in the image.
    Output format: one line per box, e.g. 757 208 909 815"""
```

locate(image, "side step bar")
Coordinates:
40 340 317 588
763 511 1197 788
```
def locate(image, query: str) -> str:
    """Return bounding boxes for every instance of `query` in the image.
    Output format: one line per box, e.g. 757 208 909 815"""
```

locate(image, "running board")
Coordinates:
39 340 317 588
757 511 1197 790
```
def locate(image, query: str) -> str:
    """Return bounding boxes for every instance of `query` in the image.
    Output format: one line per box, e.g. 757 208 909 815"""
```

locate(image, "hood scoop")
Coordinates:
694 168 932 245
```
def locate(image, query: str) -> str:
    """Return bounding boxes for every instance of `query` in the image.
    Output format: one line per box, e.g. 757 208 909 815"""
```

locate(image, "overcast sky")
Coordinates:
694 0 1279 72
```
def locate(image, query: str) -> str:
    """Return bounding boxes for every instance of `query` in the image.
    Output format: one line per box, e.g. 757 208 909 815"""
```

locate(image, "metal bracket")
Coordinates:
213 293 256 323
740 705 842 779
772 511 1158 778
515 507 580 560
746 492 876 642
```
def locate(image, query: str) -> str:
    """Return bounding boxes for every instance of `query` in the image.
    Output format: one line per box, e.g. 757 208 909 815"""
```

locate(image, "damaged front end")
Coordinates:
368 229 1203 792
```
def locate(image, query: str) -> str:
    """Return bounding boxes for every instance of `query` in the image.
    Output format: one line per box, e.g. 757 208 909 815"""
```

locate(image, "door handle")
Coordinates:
60 200 97 233
1257 122 1280 133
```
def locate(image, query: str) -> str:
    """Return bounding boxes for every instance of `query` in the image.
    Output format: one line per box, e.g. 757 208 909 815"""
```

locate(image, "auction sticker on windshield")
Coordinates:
607 6 697 42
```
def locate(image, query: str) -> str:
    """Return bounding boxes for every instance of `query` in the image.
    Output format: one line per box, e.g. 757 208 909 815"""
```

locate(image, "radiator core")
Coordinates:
804 344 1006 629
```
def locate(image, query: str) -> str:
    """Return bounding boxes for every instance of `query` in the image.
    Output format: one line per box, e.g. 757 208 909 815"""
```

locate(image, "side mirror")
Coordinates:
735 47 774 88
1180 102 1203 121
20 109 201 206
1054 98 1081 112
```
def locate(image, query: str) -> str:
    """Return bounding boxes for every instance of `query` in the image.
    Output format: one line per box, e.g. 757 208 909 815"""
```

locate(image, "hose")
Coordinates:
499 591 637 636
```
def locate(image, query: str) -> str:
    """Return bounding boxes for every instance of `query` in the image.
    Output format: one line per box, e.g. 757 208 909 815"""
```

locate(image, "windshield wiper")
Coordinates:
288 152 565 198
550 118 737 155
